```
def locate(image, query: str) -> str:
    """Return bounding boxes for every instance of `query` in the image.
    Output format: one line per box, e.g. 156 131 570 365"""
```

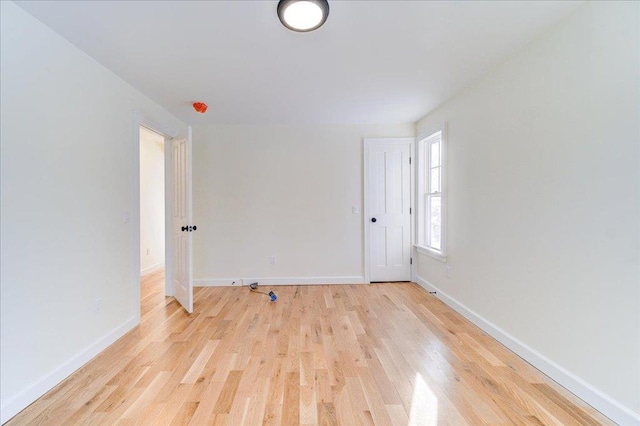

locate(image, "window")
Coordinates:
417 128 446 261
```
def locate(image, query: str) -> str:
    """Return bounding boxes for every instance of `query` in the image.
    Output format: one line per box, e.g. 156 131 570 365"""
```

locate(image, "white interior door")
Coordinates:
365 138 412 282
172 130 193 313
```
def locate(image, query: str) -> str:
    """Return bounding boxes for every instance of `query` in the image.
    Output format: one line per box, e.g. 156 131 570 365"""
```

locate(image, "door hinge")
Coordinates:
410 257 413 265
410 207 412 214
409 157 412 165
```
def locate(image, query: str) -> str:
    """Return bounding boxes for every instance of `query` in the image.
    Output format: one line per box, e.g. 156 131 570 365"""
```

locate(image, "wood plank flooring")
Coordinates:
7 271 613 425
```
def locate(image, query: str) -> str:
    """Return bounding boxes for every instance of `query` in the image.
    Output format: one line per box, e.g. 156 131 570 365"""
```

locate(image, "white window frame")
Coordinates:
416 125 447 262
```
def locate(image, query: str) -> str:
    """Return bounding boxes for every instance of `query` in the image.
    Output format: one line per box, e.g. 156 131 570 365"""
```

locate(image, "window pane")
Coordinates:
429 196 441 250
430 141 440 167
423 193 429 245
430 167 440 193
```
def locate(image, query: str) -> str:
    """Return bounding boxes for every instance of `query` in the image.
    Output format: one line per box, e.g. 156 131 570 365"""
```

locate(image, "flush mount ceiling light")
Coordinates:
277 0 329 32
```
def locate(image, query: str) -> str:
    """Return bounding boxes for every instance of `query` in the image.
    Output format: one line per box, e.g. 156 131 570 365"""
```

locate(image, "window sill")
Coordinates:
415 245 447 263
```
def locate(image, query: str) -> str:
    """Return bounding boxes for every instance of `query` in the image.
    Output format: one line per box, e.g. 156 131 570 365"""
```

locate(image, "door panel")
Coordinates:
366 139 412 282
388 225 404 267
172 134 193 313
372 226 387 267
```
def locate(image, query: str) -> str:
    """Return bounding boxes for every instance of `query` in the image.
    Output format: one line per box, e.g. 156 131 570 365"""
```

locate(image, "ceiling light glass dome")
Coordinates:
277 0 330 32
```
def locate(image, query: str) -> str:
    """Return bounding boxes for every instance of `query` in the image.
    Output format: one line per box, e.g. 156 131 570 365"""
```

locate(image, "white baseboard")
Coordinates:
414 276 640 426
194 278 243 287
0 317 138 424
195 276 366 287
140 262 164 276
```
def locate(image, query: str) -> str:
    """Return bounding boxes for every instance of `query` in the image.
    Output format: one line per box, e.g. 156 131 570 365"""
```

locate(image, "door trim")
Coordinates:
363 137 415 283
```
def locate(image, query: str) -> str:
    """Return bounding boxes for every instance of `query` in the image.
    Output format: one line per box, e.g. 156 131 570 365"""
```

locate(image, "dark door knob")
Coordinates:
371 218 377 223
192 225 197 231
181 226 188 232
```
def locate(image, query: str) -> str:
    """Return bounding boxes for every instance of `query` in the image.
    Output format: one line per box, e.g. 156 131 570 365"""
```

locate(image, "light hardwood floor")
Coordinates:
8 271 612 425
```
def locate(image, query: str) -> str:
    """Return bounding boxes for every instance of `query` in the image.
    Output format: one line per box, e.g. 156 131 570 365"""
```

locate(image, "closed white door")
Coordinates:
365 138 412 282
172 131 193 313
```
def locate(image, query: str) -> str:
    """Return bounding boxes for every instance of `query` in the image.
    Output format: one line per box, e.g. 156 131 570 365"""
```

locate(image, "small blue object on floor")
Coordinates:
249 283 277 301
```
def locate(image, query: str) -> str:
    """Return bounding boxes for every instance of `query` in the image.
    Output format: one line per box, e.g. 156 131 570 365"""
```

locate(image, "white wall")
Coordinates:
0 2 187 422
139 127 165 274
193 124 414 284
414 1 639 422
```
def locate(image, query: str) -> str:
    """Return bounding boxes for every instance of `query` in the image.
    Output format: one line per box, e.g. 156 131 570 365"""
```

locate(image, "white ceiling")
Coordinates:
15 0 582 125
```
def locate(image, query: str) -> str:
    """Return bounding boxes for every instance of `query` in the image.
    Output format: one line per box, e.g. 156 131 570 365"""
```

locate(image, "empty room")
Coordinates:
1 1 638 425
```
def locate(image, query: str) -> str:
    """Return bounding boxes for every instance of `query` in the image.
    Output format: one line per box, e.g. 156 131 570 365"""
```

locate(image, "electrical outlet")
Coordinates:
93 298 102 314
270 255 277 265
445 266 451 278
146 248 150 255
352 205 359 214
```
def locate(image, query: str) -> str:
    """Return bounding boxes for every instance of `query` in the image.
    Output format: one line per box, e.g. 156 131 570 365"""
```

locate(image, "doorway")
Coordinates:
132 113 193 319
139 125 166 315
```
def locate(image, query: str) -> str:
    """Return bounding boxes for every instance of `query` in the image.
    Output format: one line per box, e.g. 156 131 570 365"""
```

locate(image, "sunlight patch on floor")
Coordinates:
408 372 438 426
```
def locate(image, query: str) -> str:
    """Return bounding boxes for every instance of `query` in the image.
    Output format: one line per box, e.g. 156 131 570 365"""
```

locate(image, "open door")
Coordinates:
171 128 193 313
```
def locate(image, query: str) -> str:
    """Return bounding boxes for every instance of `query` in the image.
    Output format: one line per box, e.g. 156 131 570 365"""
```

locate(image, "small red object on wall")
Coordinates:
193 102 208 113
